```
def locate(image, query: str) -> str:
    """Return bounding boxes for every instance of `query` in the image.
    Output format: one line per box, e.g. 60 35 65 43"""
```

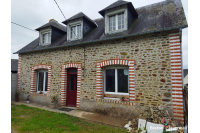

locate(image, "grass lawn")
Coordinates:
11 104 127 133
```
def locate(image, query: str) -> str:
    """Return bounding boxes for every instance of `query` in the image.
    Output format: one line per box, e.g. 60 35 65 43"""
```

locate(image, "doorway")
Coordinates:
66 68 77 107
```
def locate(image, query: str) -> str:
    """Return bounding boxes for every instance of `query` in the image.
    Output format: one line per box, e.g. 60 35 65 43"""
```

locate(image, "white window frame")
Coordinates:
109 12 125 32
105 6 128 34
67 20 83 41
39 28 51 46
36 70 48 93
104 66 129 95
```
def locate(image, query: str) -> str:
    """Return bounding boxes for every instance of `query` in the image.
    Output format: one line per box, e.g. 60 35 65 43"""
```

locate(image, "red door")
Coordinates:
66 68 77 107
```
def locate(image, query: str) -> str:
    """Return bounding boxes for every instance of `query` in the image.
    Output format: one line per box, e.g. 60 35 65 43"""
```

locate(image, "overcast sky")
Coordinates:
11 0 188 68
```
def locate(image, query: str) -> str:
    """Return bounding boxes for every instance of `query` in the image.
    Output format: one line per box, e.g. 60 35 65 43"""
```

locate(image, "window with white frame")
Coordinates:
66 20 83 41
42 32 50 44
70 25 81 39
37 70 48 92
40 29 51 45
104 67 129 95
109 12 125 32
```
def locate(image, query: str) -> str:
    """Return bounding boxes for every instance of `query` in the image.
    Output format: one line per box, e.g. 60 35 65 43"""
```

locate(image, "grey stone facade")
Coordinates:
19 31 173 112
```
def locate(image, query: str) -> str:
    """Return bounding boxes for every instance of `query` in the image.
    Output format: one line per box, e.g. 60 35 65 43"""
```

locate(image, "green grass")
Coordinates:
11 104 127 133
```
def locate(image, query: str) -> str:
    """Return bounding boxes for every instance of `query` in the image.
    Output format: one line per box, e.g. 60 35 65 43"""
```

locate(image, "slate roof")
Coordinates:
15 0 187 54
99 0 138 17
62 12 96 26
35 20 66 32
11 59 18 72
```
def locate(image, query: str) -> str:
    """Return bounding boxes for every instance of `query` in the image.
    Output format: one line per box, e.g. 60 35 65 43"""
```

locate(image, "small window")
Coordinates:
40 30 51 45
37 71 48 92
70 25 82 39
109 12 125 32
104 67 129 94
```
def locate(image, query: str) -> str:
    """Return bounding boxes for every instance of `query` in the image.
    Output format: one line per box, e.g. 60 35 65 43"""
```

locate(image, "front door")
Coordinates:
66 68 77 107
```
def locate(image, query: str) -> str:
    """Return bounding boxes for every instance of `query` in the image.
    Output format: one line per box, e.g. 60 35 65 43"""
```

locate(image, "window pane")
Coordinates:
109 16 113 31
43 33 48 44
48 33 50 43
122 13 124 19
69 76 74 91
117 69 128 93
105 69 115 92
37 72 44 92
68 68 77 73
45 72 48 91
109 27 112 31
71 26 76 38
118 14 121 20
117 13 125 30
122 13 124 28
77 25 81 38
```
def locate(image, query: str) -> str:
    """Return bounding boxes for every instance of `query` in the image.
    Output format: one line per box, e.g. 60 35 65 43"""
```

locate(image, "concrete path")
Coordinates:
12 101 128 127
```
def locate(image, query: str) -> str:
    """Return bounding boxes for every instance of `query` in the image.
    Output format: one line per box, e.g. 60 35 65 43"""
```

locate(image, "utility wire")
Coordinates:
11 22 38 32
53 0 66 19
53 0 80 42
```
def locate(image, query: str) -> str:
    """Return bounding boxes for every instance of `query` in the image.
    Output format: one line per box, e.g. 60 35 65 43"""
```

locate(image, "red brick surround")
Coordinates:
95 59 135 104
30 64 52 95
169 31 184 122
61 63 82 108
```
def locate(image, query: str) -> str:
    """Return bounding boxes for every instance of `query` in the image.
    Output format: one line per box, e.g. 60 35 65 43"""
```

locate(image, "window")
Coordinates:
104 67 129 94
109 12 125 31
40 29 51 46
70 25 82 39
42 32 50 44
37 70 48 92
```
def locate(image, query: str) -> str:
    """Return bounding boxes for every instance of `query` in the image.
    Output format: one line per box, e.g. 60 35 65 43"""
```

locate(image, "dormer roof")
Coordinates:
62 12 96 27
35 19 66 32
99 0 138 17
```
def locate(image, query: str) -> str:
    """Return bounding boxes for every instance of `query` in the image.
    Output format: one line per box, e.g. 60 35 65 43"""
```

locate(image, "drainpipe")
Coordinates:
82 46 86 77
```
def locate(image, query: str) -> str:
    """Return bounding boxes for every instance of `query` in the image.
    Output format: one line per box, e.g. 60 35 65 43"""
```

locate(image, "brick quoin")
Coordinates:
61 63 82 108
17 55 21 90
95 59 135 105
169 31 184 123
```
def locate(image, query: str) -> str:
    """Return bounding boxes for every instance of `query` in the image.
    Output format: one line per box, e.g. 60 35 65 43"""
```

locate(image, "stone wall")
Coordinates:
19 31 173 110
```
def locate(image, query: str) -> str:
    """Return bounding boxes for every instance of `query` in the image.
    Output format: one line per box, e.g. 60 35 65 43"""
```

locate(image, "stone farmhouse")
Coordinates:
14 0 187 123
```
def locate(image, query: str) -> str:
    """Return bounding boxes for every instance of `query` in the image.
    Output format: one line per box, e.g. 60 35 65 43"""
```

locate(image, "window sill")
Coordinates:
68 38 82 41
31 92 47 96
104 97 120 100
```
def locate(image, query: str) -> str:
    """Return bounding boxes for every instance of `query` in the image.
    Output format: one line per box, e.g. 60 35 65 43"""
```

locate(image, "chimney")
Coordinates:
49 19 58 23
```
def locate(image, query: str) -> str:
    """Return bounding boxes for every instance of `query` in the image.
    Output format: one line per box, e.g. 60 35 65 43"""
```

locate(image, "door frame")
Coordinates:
60 63 82 108
66 68 77 107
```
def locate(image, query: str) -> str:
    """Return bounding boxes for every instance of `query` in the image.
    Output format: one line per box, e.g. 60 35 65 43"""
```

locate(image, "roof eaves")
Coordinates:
14 24 187 54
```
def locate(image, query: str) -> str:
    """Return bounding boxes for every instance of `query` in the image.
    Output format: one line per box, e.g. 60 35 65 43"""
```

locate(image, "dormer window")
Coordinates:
39 28 51 46
36 19 66 46
99 0 138 35
67 21 83 41
109 12 125 31
42 32 50 44
104 8 127 34
70 24 82 39
62 12 97 41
